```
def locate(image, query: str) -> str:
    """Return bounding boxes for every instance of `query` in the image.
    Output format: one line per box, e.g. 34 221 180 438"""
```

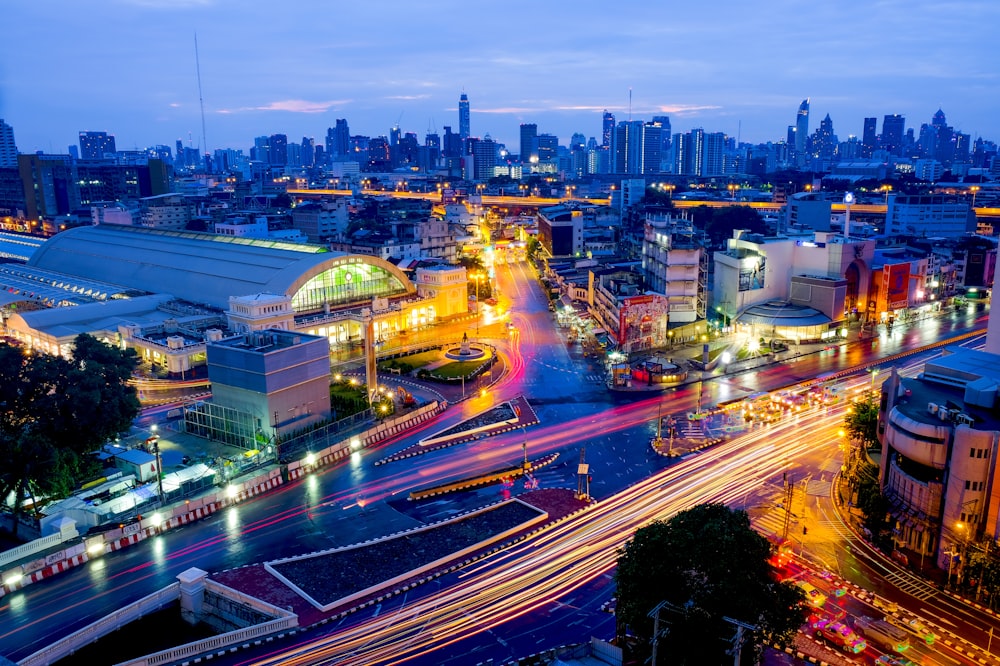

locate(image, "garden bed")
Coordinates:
269 500 545 607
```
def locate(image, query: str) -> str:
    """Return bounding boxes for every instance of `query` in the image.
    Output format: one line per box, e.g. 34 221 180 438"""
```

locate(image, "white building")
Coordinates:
886 194 976 238
640 213 705 323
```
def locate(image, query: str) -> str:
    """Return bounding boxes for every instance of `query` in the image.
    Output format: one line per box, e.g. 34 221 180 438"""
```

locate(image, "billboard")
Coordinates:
885 263 909 310
617 295 668 352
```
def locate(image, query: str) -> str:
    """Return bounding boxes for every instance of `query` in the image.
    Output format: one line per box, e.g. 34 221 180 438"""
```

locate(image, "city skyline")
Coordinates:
3 0 999 155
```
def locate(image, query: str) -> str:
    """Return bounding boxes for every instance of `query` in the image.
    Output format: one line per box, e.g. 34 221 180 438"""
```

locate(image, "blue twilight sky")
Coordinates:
2 0 998 157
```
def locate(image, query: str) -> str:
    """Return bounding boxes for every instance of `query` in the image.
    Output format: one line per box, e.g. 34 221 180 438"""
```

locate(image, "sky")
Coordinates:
3 0 999 157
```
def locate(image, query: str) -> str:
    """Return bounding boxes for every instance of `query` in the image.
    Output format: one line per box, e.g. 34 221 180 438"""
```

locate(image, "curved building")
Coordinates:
3 225 468 373
27 225 415 312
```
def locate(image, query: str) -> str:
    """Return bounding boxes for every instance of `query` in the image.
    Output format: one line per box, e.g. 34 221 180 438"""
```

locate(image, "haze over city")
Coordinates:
3 0 999 154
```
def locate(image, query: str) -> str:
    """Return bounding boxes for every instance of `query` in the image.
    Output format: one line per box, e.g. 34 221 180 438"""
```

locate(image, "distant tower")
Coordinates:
880 114 906 156
795 99 809 165
0 119 17 168
602 110 615 148
459 93 471 141
519 123 538 164
79 131 116 160
861 117 878 157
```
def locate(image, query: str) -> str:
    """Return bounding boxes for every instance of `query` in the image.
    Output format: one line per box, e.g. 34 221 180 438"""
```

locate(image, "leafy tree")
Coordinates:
615 504 806 665
525 236 541 261
0 335 139 535
844 396 880 449
458 257 493 300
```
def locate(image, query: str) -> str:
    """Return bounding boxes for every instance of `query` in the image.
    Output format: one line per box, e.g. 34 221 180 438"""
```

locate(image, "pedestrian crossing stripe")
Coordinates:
882 571 937 601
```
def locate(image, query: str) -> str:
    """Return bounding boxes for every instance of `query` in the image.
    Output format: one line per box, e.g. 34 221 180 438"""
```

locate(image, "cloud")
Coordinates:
115 0 215 7
655 104 723 115
217 99 349 114
384 94 431 101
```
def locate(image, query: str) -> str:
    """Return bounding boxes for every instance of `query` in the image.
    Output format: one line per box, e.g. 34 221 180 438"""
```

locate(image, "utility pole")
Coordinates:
723 616 757 666
782 472 794 541
576 447 590 500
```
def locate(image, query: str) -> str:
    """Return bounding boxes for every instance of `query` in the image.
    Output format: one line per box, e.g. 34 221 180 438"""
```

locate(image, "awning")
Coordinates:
592 327 607 335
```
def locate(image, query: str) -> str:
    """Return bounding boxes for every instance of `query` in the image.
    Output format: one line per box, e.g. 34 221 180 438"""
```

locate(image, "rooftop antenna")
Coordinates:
628 88 633 121
737 120 741 145
195 31 209 156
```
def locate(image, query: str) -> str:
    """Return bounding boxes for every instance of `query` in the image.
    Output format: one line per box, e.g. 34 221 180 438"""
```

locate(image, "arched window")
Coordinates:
291 263 406 313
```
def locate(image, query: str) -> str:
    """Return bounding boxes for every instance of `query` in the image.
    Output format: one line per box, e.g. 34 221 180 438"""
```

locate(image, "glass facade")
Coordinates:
291 263 406 313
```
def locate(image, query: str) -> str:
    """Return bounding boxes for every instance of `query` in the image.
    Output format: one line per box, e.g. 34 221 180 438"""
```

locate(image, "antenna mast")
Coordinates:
628 88 632 121
195 32 209 157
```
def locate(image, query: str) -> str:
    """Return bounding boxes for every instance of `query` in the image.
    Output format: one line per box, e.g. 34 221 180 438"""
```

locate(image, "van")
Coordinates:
854 616 911 655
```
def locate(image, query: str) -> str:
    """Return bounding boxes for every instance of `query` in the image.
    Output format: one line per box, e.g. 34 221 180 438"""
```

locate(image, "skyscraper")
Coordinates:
79 131 117 160
520 123 538 163
602 111 615 148
614 121 661 175
881 114 905 156
0 119 17 168
268 134 287 166
537 134 558 164
327 119 350 160
861 117 878 158
794 99 809 165
459 93 470 141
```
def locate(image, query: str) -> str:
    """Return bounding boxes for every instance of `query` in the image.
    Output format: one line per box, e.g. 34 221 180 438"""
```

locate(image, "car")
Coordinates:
795 581 827 609
871 595 899 614
889 616 936 645
812 618 867 654
875 656 919 666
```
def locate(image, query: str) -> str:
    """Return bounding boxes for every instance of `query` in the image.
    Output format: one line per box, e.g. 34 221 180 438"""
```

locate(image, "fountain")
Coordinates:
444 332 487 361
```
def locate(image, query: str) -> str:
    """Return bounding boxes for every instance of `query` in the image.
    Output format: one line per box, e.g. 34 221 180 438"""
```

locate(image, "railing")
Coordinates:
18 585 181 666
0 532 69 569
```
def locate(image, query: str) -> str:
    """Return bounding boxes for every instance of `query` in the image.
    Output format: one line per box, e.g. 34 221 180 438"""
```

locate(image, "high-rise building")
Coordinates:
466 135 496 180
301 137 315 167
0 119 17 168
881 114 906 156
537 134 558 164
812 113 836 160
268 134 287 166
602 111 615 148
794 99 809 165
326 119 351 160
79 131 117 160
442 126 462 158
613 121 661 175
459 93 470 141
520 123 538 164
651 115 671 169
861 117 878 158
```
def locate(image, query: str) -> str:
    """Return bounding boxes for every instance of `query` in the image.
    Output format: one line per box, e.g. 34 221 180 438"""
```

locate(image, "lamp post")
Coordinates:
470 272 485 335
869 367 880 394
151 424 165 506
881 184 893 206
728 183 738 201
971 185 981 208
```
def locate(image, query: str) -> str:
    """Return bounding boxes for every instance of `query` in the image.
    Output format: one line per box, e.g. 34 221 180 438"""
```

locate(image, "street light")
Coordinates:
470 272 486 335
727 183 738 201
881 184 893 205
971 185 981 208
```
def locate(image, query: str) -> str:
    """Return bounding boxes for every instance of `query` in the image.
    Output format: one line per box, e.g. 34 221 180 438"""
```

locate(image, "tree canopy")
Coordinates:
844 395 880 449
614 503 805 665
0 335 140 534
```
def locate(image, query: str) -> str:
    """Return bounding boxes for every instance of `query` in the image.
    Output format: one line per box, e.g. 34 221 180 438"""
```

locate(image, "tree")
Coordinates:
844 395 880 449
525 236 540 261
0 335 140 536
615 504 806 665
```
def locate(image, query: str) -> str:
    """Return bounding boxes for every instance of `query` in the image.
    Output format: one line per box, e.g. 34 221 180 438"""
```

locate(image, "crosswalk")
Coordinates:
882 570 938 601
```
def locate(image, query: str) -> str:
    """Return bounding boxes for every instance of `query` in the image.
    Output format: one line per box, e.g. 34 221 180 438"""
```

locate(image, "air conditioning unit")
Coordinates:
927 402 939 416
954 413 975 427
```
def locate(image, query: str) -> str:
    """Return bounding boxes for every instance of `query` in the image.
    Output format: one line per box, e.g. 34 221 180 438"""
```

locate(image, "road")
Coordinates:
0 259 992 664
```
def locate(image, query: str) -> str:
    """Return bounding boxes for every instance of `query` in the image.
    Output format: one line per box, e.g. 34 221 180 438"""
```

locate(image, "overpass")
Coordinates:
286 189 1000 223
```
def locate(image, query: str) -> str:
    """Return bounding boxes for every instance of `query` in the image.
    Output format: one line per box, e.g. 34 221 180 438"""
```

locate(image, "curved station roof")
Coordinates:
27 226 413 311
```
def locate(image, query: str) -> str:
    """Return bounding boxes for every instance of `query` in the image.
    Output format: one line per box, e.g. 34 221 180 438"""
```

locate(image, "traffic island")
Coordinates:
407 452 560 500
375 394 538 465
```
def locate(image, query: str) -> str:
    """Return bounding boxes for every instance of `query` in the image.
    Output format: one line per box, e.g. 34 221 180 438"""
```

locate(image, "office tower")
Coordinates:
326 119 350 160
520 123 538 163
813 113 836 160
252 136 269 162
0 119 17 168
301 137 315 167
881 114 905 156
79 131 117 160
465 136 497 180
794 99 809 165
614 121 661 175
268 134 287 166
425 131 441 165
861 117 877 157
652 115 671 167
442 126 462 158
367 136 391 170
602 110 615 148
459 93 470 141
702 131 725 176
537 134 558 163
953 132 971 164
